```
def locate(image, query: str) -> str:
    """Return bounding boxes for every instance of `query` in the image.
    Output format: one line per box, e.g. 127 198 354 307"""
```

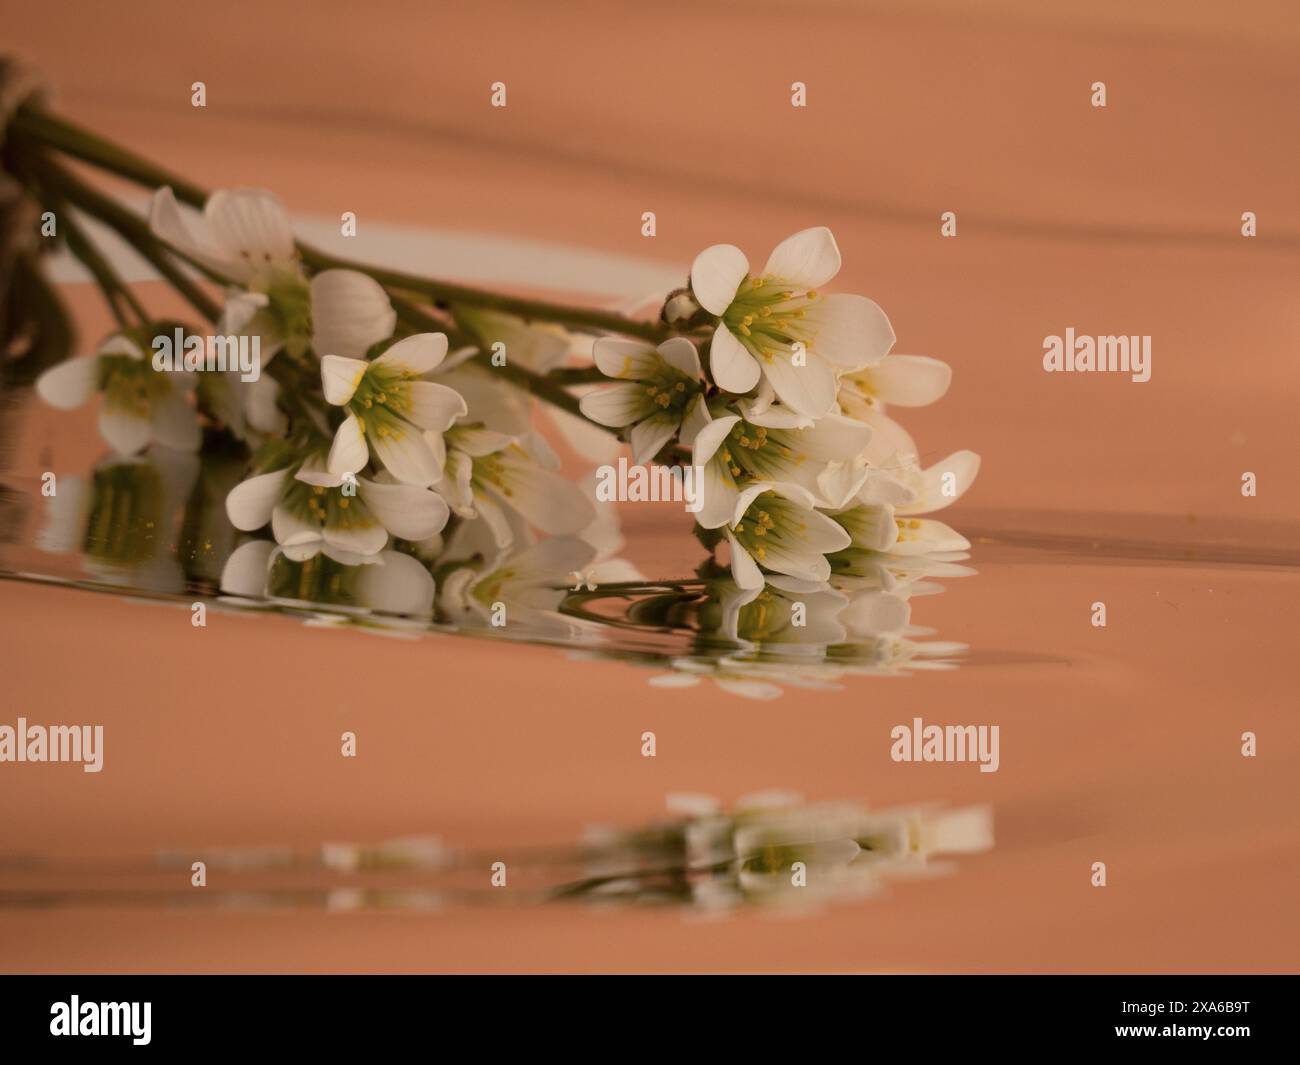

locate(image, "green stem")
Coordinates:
13 105 675 341
26 155 221 323
390 293 615 430
56 205 146 328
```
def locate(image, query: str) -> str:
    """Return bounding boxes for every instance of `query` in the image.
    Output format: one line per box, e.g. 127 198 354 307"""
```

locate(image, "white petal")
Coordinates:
359 479 451 541
794 413 873 462
98 408 151 455
327 414 369 476
834 504 898 551
369 426 442 486
841 591 910 637
354 551 436 616
690 244 749 316
867 355 951 406
741 401 811 430
593 337 657 380
219 539 275 597
679 393 710 448
726 532 765 590
708 325 761 393
761 350 837 417
321 355 368 405
218 290 270 335
487 464 595 535
97 335 145 360
448 425 513 458
310 270 396 357
271 503 322 547
405 381 467 432
696 458 740 530
36 355 100 410
629 413 678 465
890 518 970 555
323 519 388 557
244 374 288 435
150 392 201 451
897 450 981 515
295 454 346 488
860 409 919 467
805 294 895 369
148 187 236 279
762 227 841 289
690 413 740 466
656 336 702 379
578 382 655 428
204 188 295 268
226 468 289 531
548 405 623 464
374 332 449 375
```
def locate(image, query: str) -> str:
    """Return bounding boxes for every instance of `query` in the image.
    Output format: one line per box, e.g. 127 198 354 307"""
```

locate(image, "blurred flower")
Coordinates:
36 333 200 456
150 186 395 361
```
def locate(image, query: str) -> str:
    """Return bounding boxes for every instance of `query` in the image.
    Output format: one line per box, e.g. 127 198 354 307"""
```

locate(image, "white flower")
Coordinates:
35 334 200 456
691 402 873 529
578 337 706 463
321 332 467 486
832 502 971 557
150 187 395 361
220 540 437 616
36 449 198 594
439 535 595 637
855 448 981 516
225 454 450 560
723 482 850 590
435 427 596 549
690 227 895 417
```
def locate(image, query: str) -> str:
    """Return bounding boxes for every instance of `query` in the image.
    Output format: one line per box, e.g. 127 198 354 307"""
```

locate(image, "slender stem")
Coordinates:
13 105 676 341
390 293 616 430
57 206 147 328
25 155 222 324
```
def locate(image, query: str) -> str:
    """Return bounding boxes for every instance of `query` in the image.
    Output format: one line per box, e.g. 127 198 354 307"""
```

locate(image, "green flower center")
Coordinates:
258 270 312 358
98 355 172 419
719 419 805 481
640 368 700 418
732 492 807 566
722 276 820 363
347 363 417 443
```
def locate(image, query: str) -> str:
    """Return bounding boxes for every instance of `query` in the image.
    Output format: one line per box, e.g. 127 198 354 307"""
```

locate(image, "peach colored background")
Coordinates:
1 0 1297 972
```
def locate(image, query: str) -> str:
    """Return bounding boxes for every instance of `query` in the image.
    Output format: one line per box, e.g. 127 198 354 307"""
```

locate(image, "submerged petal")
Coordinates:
226 468 290 531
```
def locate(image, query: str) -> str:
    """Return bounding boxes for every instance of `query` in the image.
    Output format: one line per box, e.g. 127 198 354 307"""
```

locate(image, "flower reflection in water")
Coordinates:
0 792 991 914
24 434 976 698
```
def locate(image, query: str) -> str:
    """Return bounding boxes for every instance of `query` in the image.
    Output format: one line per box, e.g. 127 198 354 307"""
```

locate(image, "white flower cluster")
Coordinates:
33 198 978 659
581 226 980 593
